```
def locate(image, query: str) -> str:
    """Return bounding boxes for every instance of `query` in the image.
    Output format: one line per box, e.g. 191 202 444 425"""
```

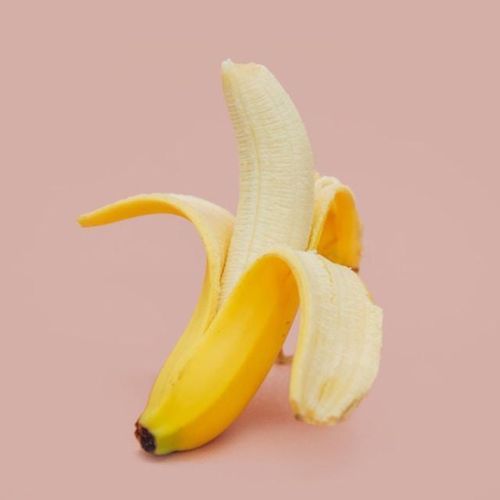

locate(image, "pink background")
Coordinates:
1 1 499 498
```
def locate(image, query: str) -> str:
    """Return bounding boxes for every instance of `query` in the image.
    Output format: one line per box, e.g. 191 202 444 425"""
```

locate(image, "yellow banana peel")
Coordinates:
79 60 382 455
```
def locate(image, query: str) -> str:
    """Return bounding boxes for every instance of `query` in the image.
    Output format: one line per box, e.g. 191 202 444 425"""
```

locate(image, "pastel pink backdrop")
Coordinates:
1 1 498 498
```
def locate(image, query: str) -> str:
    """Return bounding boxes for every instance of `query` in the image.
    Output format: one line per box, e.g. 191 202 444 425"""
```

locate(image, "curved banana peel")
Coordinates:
78 194 234 408
78 178 377 454
310 175 362 271
137 248 380 454
78 60 382 456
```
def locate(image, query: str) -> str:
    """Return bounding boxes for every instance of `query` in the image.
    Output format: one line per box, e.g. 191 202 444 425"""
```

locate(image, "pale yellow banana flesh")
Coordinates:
288 251 381 424
219 61 315 303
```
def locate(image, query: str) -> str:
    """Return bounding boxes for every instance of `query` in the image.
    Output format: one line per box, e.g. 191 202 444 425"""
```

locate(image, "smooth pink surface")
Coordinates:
1 1 499 498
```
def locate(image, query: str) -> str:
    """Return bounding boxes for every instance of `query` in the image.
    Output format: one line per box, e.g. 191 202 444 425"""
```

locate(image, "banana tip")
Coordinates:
221 58 235 73
77 216 85 227
135 422 156 454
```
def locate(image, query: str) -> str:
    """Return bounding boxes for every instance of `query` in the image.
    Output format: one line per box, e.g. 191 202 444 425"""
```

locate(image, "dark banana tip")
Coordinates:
135 422 156 454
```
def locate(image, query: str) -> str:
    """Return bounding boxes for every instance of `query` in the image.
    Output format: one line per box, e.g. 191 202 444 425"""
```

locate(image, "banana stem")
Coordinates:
276 349 293 365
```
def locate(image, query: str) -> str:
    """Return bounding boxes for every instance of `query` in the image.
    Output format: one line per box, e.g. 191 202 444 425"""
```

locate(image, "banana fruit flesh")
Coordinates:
79 61 382 455
219 60 314 302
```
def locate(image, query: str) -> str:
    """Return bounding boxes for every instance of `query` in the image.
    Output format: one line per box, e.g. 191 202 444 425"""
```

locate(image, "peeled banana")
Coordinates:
79 60 382 455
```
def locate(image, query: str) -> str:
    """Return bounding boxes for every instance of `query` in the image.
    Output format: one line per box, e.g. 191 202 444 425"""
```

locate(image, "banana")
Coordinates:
79 61 382 455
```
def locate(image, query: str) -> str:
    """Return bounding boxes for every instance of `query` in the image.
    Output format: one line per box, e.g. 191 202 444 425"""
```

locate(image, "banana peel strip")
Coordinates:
310 175 362 271
79 194 234 407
